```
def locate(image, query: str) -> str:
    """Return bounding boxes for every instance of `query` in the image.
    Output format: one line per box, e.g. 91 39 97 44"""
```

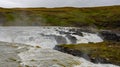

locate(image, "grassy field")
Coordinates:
0 6 120 30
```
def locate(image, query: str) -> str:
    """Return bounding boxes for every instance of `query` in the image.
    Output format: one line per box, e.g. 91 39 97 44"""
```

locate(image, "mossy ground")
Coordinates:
58 41 120 65
0 6 120 30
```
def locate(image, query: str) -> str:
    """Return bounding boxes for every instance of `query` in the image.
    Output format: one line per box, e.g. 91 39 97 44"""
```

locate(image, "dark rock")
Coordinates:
44 35 67 45
54 36 67 44
99 31 120 42
91 57 111 64
54 45 90 61
69 29 76 32
72 31 83 36
59 31 71 35
54 46 80 56
69 29 83 36
66 34 77 44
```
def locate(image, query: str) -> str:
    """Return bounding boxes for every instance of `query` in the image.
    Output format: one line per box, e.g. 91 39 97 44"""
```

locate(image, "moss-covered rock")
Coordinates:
55 42 120 66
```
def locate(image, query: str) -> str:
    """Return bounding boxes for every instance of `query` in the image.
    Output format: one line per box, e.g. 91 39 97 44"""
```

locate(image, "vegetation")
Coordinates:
56 41 120 65
0 6 119 30
35 46 41 48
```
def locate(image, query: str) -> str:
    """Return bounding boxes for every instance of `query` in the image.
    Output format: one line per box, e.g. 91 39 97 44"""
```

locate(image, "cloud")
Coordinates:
0 0 120 8
0 1 24 8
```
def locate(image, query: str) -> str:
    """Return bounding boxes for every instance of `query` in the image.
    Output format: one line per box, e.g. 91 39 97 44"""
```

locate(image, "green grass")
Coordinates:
58 41 120 65
0 6 120 30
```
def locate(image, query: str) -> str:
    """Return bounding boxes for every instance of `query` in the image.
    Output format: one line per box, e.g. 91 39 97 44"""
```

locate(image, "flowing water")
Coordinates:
0 27 103 48
0 27 118 67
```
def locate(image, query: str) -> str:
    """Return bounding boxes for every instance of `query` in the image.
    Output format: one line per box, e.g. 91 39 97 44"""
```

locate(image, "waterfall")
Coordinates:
0 27 119 67
71 32 103 43
0 27 103 48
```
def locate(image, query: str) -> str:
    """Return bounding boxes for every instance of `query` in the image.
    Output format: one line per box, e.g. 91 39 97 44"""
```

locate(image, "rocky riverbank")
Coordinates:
54 41 120 66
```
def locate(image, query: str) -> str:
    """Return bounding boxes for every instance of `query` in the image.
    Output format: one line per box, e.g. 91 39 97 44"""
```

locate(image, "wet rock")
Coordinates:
54 36 67 44
72 31 83 36
91 57 111 64
55 42 120 66
66 34 77 44
100 31 120 42
54 45 90 61
69 29 83 36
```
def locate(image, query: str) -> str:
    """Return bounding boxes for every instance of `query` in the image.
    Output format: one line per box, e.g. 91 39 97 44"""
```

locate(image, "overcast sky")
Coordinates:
0 0 120 8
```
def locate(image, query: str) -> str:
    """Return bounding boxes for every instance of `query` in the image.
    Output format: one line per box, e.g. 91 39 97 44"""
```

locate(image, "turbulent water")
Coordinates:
0 27 103 48
0 27 118 67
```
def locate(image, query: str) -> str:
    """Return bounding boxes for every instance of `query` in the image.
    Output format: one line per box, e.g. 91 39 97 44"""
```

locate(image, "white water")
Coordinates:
0 27 118 67
0 27 103 48
71 32 103 43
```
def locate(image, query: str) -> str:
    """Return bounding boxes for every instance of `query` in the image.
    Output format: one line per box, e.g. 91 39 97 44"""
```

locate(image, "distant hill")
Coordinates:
0 5 120 30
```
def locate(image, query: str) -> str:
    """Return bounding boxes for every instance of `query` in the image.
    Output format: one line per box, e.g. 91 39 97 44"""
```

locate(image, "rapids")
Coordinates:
0 27 118 67
0 27 103 48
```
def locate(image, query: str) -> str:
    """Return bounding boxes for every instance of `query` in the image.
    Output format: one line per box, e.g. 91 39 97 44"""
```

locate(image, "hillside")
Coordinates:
0 6 120 30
